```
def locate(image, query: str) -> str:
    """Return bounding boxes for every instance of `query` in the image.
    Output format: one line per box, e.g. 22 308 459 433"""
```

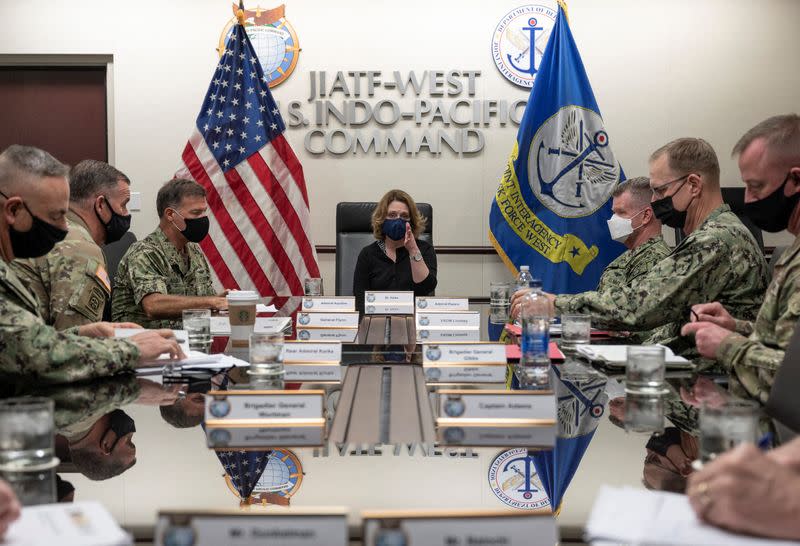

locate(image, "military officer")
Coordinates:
12 160 132 329
0 144 183 384
683 114 800 403
112 178 227 329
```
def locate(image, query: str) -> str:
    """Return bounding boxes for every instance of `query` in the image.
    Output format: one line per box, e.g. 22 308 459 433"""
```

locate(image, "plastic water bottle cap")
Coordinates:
520 265 530 271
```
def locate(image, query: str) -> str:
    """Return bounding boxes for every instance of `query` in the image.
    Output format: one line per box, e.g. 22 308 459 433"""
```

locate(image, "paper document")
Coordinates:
6 501 132 546
210 316 291 335
135 352 251 375
257 303 277 313
586 486 799 546
575 344 692 369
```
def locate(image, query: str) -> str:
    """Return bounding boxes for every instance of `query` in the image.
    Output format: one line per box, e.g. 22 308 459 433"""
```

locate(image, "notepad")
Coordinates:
575 344 693 369
6 501 132 546
586 486 799 546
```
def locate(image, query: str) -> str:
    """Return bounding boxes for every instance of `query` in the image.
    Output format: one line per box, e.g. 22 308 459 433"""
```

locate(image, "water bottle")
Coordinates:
515 265 534 293
517 279 551 389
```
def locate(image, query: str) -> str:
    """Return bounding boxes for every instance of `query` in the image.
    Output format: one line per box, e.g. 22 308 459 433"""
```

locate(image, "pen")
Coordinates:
690 308 700 321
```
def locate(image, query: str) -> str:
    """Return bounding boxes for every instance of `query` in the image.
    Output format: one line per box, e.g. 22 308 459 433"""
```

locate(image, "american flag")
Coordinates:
216 448 270 501
176 22 319 296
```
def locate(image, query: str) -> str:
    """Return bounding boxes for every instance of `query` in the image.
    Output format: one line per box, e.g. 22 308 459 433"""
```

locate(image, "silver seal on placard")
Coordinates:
298 313 311 325
425 345 442 361
298 329 311 341
425 367 442 381
443 395 466 417
419 329 429 339
208 428 232 447
162 525 196 546
303 298 314 309
419 316 430 326
209 398 231 418
443 426 466 444
417 298 428 309
366 305 375 314
366 293 376 303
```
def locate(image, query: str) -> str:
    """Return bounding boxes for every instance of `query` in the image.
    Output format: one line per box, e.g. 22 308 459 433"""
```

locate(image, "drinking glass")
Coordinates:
304 277 323 296
625 346 666 394
699 399 759 463
489 281 511 305
624 391 665 434
0 398 55 471
248 333 285 379
561 314 591 345
182 309 212 353
0 468 56 505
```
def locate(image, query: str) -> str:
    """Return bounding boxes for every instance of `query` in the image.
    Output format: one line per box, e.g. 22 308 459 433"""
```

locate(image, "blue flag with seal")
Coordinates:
489 2 625 294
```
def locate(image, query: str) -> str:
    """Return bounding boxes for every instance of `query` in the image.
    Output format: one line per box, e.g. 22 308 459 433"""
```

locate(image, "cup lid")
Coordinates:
226 290 259 301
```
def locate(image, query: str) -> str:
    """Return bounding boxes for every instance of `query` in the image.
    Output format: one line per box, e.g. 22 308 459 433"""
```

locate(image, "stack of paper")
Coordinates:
135 351 250 375
586 486 798 545
209 316 291 336
575 344 693 369
5 501 132 546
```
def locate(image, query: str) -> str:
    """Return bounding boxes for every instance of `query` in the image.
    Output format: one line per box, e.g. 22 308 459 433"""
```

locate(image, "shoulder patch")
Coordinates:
95 265 111 292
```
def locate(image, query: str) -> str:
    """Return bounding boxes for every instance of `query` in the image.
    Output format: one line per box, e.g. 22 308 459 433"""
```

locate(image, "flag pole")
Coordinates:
557 0 570 24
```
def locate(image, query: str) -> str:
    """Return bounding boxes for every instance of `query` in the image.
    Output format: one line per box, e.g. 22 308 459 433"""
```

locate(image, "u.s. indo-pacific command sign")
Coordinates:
492 4 558 88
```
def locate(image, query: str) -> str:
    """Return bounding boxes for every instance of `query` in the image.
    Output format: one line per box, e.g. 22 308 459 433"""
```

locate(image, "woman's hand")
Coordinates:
403 222 418 254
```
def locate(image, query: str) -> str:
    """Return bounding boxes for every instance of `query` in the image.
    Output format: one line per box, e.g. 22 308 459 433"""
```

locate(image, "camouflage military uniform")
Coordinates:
0 258 139 384
112 228 215 329
593 236 677 346
11 210 110 330
555 206 769 359
716 233 800 404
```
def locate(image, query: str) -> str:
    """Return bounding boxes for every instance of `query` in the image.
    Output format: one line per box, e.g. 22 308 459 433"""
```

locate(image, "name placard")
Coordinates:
416 311 480 329
284 363 343 382
206 425 326 448
364 291 414 315
157 510 348 546
297 328 359 342
424 365 507 384
301 297 356 312
437 424 556 447
415 297 469 311
422 343 506 364
417 329 481 342
296 312 359 329
205 390 325 425
253 317 292 334
436 389 556 422
362 510 556 546
282 342 342 363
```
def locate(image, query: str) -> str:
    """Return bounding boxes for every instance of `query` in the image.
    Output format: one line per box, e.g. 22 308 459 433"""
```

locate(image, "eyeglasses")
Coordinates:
651 174 690 199
386 211 411 221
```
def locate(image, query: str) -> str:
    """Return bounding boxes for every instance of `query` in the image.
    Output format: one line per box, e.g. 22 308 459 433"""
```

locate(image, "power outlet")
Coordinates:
129 192 142 212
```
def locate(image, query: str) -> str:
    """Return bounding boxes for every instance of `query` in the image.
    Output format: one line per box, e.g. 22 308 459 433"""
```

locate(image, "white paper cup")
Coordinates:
227 290 259 347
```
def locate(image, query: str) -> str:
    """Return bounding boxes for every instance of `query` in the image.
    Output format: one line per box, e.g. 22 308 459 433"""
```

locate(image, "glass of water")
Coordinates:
0 468 56 506
489 281 511 305
561 314 591 346
625 346 666 394
699 399 759 463
249 333 285 380
304 277 323 296
0 398 55 471
182 309 212 353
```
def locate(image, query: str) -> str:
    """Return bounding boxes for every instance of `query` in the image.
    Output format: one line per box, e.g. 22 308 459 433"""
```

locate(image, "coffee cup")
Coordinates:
227 290 259 347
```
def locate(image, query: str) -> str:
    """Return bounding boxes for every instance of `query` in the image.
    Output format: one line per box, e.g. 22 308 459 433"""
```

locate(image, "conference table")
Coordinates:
9 298 701 543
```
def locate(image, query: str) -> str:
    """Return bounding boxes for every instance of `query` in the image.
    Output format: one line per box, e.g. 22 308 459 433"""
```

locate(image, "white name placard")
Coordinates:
362 511 556 546
156 512 348 546
282 342 342 363
422 343 506 364
284 363 343 382
253 317 292 334
424 365 507 384
416 297 469 311
437 424 556 447
296 312 359 329
301 297 356 312
417 329 481 342
416 311 480 329
437 390 556 421
205 390 325 424
297 328 358 342
364 291 414 314
206 425 326 448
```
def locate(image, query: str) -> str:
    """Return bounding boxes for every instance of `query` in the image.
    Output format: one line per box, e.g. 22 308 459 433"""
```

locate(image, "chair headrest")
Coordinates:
336 202 433 234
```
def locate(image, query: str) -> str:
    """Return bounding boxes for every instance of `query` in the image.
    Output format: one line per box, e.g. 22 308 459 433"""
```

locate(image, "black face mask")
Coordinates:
173 211 210 243
652 178 692 229
743 172 799 233
107 409 136 439
0 191 68 259
95 196 131 244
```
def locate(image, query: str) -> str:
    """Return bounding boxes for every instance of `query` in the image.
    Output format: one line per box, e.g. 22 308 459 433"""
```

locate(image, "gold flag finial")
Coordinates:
557 0 570 24
236 0 246 25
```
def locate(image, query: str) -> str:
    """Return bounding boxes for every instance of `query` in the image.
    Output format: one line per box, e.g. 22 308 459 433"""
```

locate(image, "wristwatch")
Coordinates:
412 252 423 262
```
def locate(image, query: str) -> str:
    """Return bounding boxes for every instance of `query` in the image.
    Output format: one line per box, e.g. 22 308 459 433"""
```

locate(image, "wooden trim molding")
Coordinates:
317 245 498 255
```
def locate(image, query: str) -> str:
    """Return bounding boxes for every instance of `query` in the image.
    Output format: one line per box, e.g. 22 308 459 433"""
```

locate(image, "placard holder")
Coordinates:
435 389 556 423
205 423 326 448
205 390 326 426
362 509 557 546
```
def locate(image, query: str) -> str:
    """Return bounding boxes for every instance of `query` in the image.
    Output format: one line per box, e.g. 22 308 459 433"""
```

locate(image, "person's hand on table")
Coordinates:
136 378 184 405
510 289 556 320
78 321 142 338
0 479 20 539
131 329 186 363
687 444 800 540
690 302 736 330
680 321 733 359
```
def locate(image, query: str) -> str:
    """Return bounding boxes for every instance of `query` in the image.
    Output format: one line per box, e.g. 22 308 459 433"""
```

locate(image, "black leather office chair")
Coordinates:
335 202 433 296
102 231 137 320
673 187 763 252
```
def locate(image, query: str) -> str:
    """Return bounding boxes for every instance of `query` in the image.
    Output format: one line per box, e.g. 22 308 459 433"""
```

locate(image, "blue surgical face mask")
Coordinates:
382 218 406 241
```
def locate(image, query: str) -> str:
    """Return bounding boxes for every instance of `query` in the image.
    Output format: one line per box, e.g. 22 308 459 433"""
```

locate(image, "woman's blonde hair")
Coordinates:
371 189 427 239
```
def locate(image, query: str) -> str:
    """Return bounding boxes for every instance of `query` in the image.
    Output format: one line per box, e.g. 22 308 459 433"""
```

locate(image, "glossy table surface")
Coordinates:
3 298 709 541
